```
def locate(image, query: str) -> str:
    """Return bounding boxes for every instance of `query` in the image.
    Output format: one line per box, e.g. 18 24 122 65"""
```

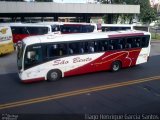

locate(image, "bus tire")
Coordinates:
111 61 121 72
47 69 62 82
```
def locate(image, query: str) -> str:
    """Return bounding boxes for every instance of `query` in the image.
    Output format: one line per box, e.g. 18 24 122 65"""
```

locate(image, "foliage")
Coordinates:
100 0 157 24
138 0 156 24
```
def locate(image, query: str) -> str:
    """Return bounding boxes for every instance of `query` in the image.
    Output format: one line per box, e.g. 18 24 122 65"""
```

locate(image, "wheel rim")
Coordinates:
113 63 119 71
50 72 58 80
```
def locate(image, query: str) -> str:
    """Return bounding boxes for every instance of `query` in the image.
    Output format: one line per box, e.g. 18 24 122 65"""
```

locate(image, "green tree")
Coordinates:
99 0 156 24
138 0 156 24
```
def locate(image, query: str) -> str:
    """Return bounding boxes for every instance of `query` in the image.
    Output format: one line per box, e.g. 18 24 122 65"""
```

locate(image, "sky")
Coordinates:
150 0 159 5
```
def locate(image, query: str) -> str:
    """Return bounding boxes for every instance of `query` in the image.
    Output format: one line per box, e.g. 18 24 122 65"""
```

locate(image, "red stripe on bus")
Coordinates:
21 77 45 83
108 33 144 38
64 49 141 77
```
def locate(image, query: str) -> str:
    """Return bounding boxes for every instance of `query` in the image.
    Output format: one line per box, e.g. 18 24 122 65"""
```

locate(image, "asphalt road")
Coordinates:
0 41 160 119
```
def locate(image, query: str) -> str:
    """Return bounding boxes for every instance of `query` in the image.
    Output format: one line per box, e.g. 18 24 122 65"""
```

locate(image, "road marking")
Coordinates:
0 75 160 110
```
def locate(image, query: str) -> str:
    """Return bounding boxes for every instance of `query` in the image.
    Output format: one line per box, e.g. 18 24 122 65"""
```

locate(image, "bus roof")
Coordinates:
23 30 150 46
101 24 133 27
0 22 52 27
37 22 95 25
101 24 149 27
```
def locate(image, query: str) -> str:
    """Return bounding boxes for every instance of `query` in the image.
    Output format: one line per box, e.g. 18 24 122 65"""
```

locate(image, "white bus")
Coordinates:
17 30 151 83
101 24 149 32
0 23 59 43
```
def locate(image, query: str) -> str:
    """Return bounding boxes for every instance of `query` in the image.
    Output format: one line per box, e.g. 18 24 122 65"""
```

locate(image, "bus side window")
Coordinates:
94 41 100 52
100 40 108 51
132 37 139 48
78 42 86 54
58 44 67 56
88 41 95 53
126 38 133 49
47 43 67 57
141 36 149 47
126 43 131 49
68 42 79 55
109 39 117 50
117 39 124 49
47 44 58 57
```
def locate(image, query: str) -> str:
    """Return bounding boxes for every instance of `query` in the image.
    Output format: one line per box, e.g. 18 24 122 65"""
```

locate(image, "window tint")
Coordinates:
100 40 108 51
117 39 124 49
47 43 67 58
11 27 29 34
51 25 60 32
82 25 95 33
126 38 133 49
141 36 149 47
101 26 131 32
108 39 119 50
42 35 150 60
88 41 95 53
132 37 141 48
133 26 149 32
78 42 88 54
60 25 95 33
68 42 80 55
26 27 48 35
24 45 42 69
125 36 150 49
60 25 81 33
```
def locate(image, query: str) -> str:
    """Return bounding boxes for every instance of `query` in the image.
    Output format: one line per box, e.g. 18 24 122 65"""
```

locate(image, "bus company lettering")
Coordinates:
73 57 92 63
0 36 12 42
53 59 69 66
53 57 92 66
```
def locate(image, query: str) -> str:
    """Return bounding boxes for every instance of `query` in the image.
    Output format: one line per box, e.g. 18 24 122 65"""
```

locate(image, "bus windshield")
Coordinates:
24 44 43 70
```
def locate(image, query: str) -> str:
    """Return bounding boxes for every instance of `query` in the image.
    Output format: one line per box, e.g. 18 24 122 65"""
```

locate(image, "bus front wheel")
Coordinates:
111 61 121 72
47 69 61 82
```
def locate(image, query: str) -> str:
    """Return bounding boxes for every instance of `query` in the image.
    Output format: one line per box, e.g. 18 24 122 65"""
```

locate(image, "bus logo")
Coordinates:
0 28 8 34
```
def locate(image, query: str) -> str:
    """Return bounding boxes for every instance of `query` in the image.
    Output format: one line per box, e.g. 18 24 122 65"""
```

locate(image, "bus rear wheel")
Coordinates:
111 61 121 72
47 69 61 82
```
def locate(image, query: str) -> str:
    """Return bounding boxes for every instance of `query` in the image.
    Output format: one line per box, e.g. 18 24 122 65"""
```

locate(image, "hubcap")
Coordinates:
51 72 58 80
113 63 119 71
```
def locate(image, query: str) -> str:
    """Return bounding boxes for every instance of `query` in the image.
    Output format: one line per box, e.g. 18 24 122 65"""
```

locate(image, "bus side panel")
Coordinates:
64 53 104 76
122 48 142 67
136 47 150 65
20 49 142 81
13 34 30 43
0 26 14 55
64 49 141 77
0 42 14 55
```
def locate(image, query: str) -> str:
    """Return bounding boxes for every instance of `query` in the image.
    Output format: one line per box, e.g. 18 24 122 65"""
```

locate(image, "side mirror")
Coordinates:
27 51 36 59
